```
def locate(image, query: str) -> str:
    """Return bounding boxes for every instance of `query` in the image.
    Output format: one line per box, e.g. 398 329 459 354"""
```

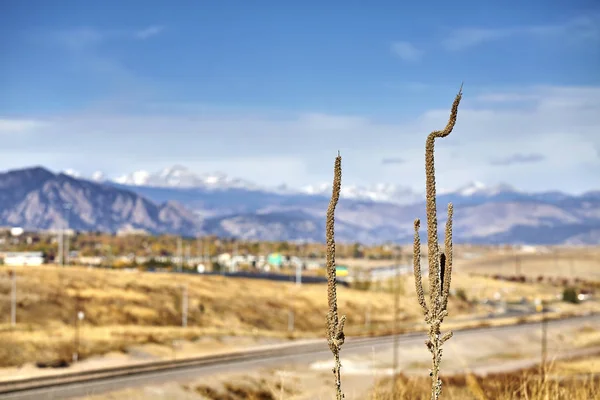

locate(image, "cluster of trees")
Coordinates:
1 230 406 260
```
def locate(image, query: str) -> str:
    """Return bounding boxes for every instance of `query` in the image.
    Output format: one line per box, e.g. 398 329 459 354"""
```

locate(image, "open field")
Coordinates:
0 264 445 369
1 260 597 370
457 246 600 280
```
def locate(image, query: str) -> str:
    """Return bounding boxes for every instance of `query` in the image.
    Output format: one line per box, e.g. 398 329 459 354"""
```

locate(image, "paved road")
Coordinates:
1 314 597 400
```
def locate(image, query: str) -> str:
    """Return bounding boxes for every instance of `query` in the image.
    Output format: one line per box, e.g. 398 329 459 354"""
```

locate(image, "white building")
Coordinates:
3 252 44 266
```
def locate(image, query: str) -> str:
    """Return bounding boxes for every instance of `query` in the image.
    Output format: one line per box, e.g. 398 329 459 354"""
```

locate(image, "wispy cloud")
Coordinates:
443 14 600 51
381 157 405 165
51 27 106 51
298 113 367 130
2 85 599 192
40 25 165 103
490 153 546 166
134 25 165 40
443 28 513 51
390 41 423 62
0 119 45 133
476 93 541 103
49 25 166 50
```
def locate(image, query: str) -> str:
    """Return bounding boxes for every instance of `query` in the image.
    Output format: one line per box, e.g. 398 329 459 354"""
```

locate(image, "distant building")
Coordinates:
305 260 323 270
116 228 150 237
2 252 44 266
76 256 104 266
10 227 24 237
267 253 284 267
336 266 349 277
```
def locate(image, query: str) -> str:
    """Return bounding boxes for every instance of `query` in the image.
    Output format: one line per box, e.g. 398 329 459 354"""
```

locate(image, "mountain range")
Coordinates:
1 165 599 245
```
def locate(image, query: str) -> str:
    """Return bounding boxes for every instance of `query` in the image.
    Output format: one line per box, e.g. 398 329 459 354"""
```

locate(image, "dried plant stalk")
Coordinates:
326 152 346 400
413 86 462 400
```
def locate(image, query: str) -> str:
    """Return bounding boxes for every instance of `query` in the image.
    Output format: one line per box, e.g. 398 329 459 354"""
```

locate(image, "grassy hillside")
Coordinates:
0 257 596 368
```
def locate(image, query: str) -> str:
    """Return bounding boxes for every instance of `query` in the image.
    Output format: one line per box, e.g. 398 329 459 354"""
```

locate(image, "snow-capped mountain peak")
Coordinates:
301 183 330 196
455 181 486 196
62 169 82 178
115 170 151 186
300 182 422 205
91 171 106 182
112 166 259 190
453 181 518 197
60 165 525 205
203 172 228 185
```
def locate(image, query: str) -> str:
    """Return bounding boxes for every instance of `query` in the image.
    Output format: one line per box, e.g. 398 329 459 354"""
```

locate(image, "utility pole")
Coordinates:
185 243 191 268
181 283 188 328
296 244 303 287
541 302 548 381
363 268 373 333
232 240 238 273
197 235 201 259
63 203 72 266
73 295 84 363
58 227 63 266
204 237 209 265
106 245 113 268
285 266 296 333
10 269 16 327
177 237 183 273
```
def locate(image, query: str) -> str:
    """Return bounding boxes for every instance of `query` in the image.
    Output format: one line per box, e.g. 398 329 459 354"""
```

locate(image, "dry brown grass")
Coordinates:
459 248 600 280
0 264 408 367
555 355 600 375
370 364 600 400
192 378 298 400
1 263 597 369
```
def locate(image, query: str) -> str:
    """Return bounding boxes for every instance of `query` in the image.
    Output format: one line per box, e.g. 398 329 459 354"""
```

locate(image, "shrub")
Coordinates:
562 287 580 304
455 288 468 302
352 279 372 291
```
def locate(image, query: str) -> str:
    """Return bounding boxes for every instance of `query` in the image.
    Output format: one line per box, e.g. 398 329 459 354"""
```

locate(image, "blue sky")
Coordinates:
1 0 599 194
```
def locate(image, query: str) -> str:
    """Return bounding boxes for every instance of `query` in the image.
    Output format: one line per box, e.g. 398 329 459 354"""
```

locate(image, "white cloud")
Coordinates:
490 153 545 166
442 28 513 51
2 85 599 193
48 27 107 51
134 25 165 40
298 113 368 130
390 41 423 62
442 14 600 51
0 119 45 133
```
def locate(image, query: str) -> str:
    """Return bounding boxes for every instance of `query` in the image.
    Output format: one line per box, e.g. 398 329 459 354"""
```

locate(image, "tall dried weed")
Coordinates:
326 152 346 400
412 87 462 400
